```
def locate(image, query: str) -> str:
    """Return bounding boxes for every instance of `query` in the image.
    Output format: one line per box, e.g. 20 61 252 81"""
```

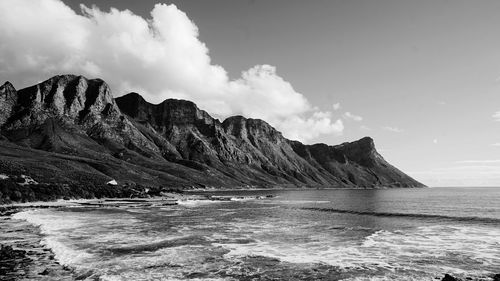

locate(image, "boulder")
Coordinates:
441 274 458 281
106 179 118 186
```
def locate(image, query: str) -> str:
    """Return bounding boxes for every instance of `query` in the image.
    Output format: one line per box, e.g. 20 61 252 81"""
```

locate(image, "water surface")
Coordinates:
13 187 500 280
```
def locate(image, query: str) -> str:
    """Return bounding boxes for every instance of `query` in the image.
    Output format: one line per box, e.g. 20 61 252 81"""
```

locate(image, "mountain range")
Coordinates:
0 74 424 199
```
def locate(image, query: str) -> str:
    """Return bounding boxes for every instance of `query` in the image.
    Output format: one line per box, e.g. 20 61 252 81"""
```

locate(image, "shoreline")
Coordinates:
2 194 498 281
0 185 428 209
0 193 205 280
185 185 428 193
0 209 76 280
0 190 280 210
0 192 275 280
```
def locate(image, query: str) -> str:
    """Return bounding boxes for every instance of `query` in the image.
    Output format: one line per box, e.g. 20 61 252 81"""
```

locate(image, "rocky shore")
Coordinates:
1 196 498 281
440 273 500 281
0 193 274 280
0 212 74 280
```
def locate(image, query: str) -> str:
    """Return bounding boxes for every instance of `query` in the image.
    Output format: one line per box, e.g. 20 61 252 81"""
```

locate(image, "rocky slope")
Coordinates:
115 92 423 188
0 74 424 200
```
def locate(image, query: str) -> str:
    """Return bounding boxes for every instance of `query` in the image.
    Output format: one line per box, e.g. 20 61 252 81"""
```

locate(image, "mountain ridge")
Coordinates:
0 74 424 201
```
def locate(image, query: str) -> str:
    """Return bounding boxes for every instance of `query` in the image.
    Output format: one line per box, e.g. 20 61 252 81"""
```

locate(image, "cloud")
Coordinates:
493 111 500 121
455 160 500 164
382 126 404 133
433 139 438 144
492 143 500 146
278 113 344 141
333 103 341 111
343 112 363 122
0 0 343 143
408 166 500 187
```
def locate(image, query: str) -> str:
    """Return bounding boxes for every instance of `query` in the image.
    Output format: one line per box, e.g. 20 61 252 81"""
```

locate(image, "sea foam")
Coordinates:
13 209 94 266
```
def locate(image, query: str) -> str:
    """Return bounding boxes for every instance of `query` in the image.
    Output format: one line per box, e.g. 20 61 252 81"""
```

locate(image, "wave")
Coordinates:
218 224 500 276
274 200 331 204
177 199 225 207
105 235 209 255
12 209 94 266
301 207 500 224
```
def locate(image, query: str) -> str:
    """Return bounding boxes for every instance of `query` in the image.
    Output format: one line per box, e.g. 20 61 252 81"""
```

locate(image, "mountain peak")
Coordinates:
0 81 17 127
1 81 15 91
222 115 282 142
120 92 145 101
350 136 376 151
14 74 114 114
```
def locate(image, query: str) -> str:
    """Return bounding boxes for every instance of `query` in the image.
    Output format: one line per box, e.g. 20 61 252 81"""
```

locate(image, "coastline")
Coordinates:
0 192 274 280
185 185 427 193
1 209 75 280
0 194 194 280
2 192 498 281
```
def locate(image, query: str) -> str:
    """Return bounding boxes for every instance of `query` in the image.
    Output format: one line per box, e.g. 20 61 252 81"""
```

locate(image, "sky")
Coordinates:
1 0 500 187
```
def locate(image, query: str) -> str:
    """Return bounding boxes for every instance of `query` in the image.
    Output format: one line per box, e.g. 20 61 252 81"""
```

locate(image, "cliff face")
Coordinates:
289 137 423 187
0 75 424 189
0 75 158 157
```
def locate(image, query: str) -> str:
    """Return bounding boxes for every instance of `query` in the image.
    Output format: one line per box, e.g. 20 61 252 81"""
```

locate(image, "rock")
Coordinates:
441 274 458 281
0 81 17 128
493 274 500 281
0 244 30 277
0 244 28 260
75 270 94 280
107 179 118 186
39 268 51 275
19 175 38 185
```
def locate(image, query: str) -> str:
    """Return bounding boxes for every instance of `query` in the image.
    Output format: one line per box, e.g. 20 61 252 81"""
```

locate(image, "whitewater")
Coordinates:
12 187 500 280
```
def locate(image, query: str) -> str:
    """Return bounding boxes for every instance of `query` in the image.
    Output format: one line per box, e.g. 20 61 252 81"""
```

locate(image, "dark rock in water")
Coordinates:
39 268 51 275
441 274 459 281
0 74 424 202
0 244 27 260
75 270 94 280
0 216 76 280
0 206 20 217
493 274 500 281
0 244 30 279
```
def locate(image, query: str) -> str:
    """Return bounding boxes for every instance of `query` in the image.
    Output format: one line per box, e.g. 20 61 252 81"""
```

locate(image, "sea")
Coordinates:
12 187 500 281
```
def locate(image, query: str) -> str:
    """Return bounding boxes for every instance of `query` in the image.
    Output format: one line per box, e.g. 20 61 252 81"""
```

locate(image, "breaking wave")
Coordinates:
12 209 94 266
302 207 500 225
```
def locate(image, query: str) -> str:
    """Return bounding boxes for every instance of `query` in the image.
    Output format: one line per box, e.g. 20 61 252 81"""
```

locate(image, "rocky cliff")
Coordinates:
0 74 424 194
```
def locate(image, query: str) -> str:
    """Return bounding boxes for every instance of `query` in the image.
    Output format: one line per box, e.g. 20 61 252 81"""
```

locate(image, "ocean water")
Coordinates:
12 187 500 281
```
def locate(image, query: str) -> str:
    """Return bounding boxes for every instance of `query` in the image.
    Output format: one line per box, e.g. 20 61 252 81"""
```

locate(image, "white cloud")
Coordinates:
333 103 341 111
409 166 500 187
343 112 363 122
433 139 438 144
492 143 500 146
278 113 344 141
455 160 500 164
0 0 343 143
382 126 404 133
493 111 500 121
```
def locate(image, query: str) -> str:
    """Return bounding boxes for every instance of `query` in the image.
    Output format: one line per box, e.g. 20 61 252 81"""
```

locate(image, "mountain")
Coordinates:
0 74 424 201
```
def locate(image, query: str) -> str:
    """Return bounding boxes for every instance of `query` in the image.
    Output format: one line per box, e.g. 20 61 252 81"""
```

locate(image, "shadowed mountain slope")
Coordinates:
0 74 424 197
